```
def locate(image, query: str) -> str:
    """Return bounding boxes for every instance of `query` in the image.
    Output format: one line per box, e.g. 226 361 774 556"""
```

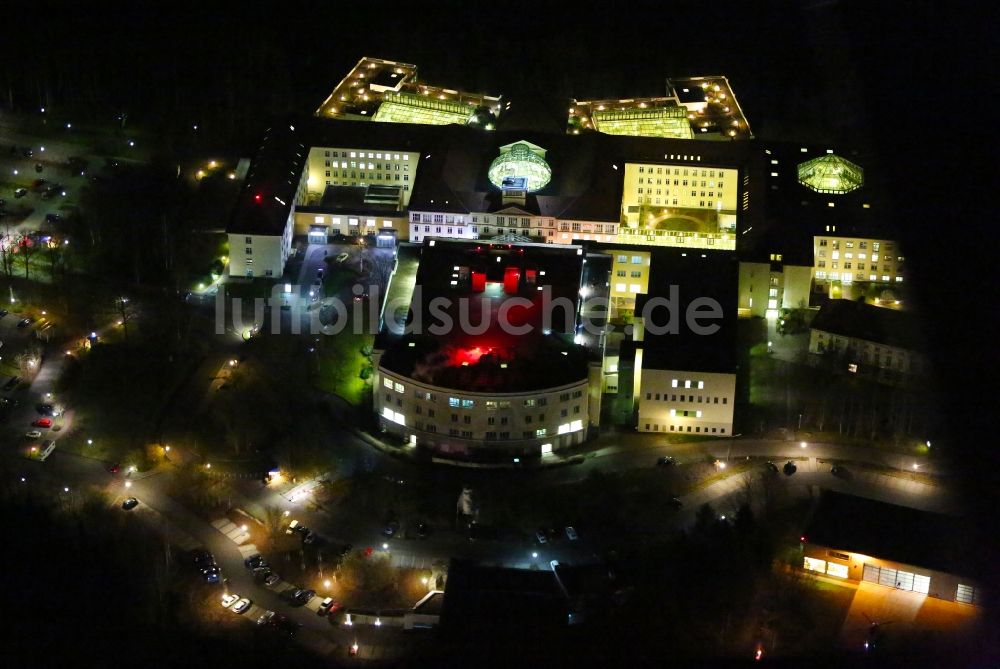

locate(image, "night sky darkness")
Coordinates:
2 0 996 658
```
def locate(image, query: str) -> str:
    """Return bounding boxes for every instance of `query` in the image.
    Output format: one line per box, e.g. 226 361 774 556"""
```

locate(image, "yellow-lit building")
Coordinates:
305 146 420 207
620 161 739 250
813 234 905 292
608 250 650 312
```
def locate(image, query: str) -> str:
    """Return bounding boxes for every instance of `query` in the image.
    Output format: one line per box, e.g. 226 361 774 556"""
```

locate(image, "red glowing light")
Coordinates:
254 193 262 203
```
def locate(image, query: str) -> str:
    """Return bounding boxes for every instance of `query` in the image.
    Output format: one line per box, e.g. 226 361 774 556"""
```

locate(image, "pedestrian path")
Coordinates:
390 551 434 570
211 517 253 545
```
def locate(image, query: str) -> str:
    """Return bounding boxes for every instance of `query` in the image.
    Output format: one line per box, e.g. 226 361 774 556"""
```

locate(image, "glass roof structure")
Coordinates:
797 154 864 194
488 142 552 192
592 106 694 139
373 91 476 126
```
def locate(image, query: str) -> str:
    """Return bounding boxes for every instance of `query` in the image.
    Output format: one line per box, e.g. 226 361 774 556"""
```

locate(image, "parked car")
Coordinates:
221 593 239 608
32 418 52 428
565 526 579 541
783 461 797 476
244 554 267 571
17 318 31 327
23 148 33 158
382 520 399 537
667 496 683 509
656 455 676 467
35 163 43 173
25 430 42 439
256 610 275 626
192 549 214 566
2 377 19 391
14 188 28 198
267 614 300 636
263 573 280 586
44 212 61 223
231 598 252 614
0 309 8 317
765 461 779 474
335 252 349 263
535 529 548 544
317 597 342 616
831 464 851 479
108 463 121 474
201 566 221 584
122 497 139 510
292 589 315 605
416 522 429 539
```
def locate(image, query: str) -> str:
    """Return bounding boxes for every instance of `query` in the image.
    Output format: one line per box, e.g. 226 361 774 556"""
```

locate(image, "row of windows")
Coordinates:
646 393 728 404
646 424 727 434
819 261 891 272
638 166 721 177
818 250 900 262
323 170 408 181
392 386 581 407
636 197 714 207
815 271 903 283
615 270 644 278
818 239 895 252
323 150 410 160
637 176 724 187
325 161 408 171
637 188 717 198
616 255 645 264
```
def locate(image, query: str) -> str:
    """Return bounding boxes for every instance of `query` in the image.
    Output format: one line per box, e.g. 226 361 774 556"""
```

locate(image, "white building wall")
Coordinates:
637 369 735 436
374 366 593 454
228 224 290 278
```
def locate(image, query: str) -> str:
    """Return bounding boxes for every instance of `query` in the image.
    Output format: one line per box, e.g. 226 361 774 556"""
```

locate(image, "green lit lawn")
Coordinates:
315 328 372 406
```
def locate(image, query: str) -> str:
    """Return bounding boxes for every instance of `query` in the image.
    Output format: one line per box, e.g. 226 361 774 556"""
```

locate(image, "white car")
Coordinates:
25 431 42 439
221 593 239 608
232 598 252 614
335 253 349 263
565 526 578 541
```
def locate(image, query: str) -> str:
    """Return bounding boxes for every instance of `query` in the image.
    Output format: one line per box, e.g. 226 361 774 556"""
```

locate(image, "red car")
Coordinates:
32 418 52 428
108 463 121 474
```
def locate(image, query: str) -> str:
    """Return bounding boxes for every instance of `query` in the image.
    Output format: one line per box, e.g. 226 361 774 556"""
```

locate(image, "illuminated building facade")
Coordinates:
812 234 905 290
372 240 604 456
801 492 982 605
808 299 925 382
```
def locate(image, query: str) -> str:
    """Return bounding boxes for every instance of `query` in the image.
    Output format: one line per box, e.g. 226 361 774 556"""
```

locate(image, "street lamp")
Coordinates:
800 441 808 449
531 552 538 559
125 481 132 489
324 579 331 588
382 543 388 550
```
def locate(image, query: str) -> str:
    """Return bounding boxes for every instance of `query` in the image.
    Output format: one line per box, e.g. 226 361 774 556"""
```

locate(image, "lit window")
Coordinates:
383 378 393 389
803 557 826 573
826 562 848 578
394 382 404 393
671 379 678 388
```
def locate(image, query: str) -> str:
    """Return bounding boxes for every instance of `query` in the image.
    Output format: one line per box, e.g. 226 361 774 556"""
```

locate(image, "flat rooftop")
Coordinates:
626 246 739 374
811 298 922 350
315 56 501 123
804 491 975 578
568 76 752 140
377 239 590 392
